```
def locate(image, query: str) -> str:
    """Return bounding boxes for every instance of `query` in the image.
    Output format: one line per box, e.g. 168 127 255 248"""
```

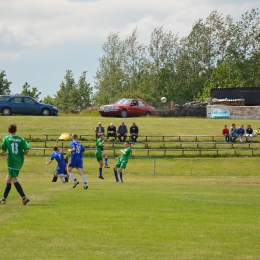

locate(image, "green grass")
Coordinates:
0 157 260 259
1 116 260 259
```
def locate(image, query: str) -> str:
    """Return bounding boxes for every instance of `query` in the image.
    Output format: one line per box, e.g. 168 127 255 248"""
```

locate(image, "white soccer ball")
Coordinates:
161 97 167 103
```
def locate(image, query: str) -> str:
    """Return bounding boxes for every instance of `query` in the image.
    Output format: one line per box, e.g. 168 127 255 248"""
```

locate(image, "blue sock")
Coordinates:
114 170 119 181
3 183 12 199
14 182 26 198
120 172 123 179
99 167 102 177
105 158 108 165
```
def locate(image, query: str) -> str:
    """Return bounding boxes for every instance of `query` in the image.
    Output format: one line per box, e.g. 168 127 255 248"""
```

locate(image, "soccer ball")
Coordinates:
161 97 167 103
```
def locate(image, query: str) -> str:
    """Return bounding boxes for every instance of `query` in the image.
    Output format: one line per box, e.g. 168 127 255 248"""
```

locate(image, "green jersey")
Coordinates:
95 138 104 152
119 147 131 163
1 134 31 170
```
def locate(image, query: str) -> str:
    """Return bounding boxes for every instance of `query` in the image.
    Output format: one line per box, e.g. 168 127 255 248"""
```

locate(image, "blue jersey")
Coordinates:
51 151 66 168
70 140 85 161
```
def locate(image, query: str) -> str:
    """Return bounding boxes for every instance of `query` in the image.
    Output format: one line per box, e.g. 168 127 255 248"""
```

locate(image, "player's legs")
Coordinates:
96 152 104 179
98 160 104 179
102 152 109 168
1 170 29 205
77 168 88 189
113 161 122 182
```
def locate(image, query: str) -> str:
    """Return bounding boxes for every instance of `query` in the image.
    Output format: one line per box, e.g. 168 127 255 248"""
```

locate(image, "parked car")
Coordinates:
209 107 230 119
0 95 58 116
99 98 156 118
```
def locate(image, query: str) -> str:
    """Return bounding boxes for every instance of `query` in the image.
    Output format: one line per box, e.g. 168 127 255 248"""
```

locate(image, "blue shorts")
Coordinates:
56 165 65 174
68 160 83 169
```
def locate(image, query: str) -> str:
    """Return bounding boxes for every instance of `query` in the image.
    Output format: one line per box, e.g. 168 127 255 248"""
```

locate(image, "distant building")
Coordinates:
210 87 260 106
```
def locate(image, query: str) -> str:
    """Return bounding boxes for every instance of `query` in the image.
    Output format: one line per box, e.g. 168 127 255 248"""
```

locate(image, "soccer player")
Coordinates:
67 133 88 189
46 140 67 183
113 141 131 183
95 133 109 179
0 124 31 205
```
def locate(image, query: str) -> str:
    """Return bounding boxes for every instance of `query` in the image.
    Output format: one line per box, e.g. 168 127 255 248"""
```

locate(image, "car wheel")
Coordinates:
121 109 128 118
41 108 50 116
145 112 151 116
2 107 12 116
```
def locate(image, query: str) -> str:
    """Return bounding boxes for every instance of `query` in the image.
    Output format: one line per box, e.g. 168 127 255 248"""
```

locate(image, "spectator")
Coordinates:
117 122 128 142
245 124 254 143
95 122 104 140
222 125 229 142
236 124 245 143
130 122 139 142
107 123 117 140
229 123 238 142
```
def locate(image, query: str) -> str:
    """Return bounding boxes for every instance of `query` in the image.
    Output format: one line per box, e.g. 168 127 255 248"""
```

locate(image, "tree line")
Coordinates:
1 8 259 110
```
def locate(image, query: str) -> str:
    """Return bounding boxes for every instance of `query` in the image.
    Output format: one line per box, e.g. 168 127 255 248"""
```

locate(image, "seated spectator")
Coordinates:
245 124 254 142
236 124 245 143
229 123 238 142
117 121 128 142
95 122 104 140
130 122 139 142
107 123 117 140
222 125 229 142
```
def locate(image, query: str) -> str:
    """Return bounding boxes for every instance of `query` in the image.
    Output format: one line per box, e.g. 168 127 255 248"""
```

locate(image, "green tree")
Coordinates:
42 95 56 106
76 71 93 110
0 70 11 94
94 32 125 105
20 82 42 100
55 70 76 113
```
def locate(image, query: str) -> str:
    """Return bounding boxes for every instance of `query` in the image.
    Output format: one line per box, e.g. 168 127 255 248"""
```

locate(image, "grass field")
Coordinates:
0 116 260 259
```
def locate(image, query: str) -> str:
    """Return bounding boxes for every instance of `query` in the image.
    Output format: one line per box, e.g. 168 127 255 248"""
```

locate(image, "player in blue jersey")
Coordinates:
67 133 88 189
46 140 67 183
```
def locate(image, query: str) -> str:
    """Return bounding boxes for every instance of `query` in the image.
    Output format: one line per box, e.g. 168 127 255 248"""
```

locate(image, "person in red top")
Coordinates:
222 125 230 142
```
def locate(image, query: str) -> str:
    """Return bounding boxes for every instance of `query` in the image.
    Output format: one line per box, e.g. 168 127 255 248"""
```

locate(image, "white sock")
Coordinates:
58 175 65 182
81 175 87 184
69 173 76 181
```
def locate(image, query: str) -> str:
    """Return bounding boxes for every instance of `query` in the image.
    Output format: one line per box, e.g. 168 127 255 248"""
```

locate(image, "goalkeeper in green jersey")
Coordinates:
113 141 131 182
0 124 31 205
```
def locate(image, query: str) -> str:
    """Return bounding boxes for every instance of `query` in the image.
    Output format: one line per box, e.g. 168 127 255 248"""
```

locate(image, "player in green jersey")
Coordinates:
0 124 31 205
113 141 131 182
95 133 110 179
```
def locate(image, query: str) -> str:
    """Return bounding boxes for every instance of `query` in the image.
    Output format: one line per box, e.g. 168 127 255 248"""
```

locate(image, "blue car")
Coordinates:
0 95 58 116
209 107 231 119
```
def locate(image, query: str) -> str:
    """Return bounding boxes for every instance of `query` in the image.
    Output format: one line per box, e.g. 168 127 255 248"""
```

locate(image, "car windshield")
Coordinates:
213 108 228 113
113 99 131 105
0 96 10 102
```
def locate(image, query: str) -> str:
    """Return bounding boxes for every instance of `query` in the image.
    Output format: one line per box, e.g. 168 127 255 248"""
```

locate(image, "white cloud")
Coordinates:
0 0 258 97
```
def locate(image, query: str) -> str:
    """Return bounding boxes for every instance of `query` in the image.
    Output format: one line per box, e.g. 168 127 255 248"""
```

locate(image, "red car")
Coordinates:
99 98 156 118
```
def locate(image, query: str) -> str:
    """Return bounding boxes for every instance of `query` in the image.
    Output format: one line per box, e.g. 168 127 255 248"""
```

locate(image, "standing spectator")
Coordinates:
222 125 229 142
46 140 67 183
107 123 117 140
0 124 30 205
117 121 128 142
67 133 88 189
95 133 110 180
95 122 105 140
236 125 245 143
245 125 254 142
113 141 132 183
130 122 139 142
229 123 238 142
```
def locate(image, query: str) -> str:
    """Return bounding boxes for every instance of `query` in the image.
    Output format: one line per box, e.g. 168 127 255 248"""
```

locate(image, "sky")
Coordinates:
0 0 258 100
